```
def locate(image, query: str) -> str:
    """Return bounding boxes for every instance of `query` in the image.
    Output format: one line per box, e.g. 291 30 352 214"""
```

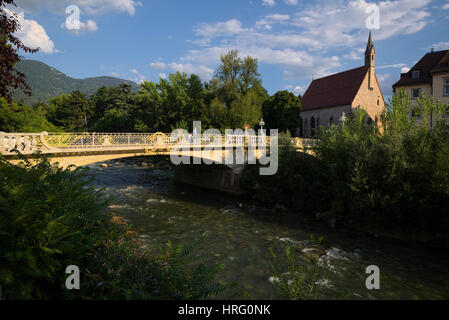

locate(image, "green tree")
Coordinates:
262 90 302 134
45 91 90 132
0 0 39 102
0 98 59 132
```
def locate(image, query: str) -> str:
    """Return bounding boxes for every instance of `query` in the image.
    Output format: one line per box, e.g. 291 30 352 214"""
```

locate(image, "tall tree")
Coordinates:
0 0 39 102
240 56 261 95
213 50 242 106
262 90 302 134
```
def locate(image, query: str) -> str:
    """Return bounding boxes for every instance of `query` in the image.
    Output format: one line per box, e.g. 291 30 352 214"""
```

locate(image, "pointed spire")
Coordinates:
365 31 374 54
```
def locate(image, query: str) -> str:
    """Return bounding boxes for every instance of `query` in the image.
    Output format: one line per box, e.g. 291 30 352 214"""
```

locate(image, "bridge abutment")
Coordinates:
173 163 246 196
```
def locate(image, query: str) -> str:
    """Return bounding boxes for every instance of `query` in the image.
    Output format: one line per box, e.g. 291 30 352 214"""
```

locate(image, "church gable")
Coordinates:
301 66 368 111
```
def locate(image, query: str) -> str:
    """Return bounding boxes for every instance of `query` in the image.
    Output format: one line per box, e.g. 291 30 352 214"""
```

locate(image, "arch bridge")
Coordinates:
0 132 315 168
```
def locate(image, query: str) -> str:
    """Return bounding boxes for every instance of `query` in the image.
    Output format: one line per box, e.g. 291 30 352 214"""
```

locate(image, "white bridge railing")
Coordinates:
0 132 315 156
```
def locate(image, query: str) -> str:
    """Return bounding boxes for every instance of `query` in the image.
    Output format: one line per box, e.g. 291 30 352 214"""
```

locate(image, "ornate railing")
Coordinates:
0 132 314 156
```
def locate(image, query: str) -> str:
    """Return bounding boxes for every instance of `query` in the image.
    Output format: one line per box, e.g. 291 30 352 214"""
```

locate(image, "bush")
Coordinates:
242 90 449 240
0 154 228 300
0 154 108 299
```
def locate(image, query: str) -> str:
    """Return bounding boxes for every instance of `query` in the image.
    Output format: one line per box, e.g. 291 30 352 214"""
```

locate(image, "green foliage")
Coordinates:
243 90 449 241
269 247 322 300
262 90 302 134
93 108 131 132
0 154 108 299
11 60 139 106
0 98 59 132
68 231 228 300
6 51 276 134
0 156 229 300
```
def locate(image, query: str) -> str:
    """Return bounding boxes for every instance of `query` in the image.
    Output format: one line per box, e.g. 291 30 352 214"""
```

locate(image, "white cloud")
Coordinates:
401 67 410 73
377 73 395 96
430 41 449 51
149 62 167 70
286 85 305 95
182 0 434 83
16 0 142 16
377 63 408 69
158 73 167 80
194 19 247 44
129 68 146 83
168 63 214 80
6 8 56 54
285 0 298 5
442 1 449 9
291 0 432 49
343 48 365 60
61 19 98 34
255 14 290 29
262 0 276 7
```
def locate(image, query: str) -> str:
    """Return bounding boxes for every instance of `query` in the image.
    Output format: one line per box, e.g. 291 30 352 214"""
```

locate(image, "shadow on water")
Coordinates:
85 156 449 300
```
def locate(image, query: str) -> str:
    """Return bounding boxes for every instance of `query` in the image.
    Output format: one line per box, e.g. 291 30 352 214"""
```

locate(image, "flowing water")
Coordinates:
87 157 449 300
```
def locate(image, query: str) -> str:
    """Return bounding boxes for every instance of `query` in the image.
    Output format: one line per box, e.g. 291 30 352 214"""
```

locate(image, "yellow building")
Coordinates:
393 49 449 107
300 32 386 137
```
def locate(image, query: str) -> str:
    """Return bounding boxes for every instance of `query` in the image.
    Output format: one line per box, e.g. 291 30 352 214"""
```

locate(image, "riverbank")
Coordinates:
87 157 449 300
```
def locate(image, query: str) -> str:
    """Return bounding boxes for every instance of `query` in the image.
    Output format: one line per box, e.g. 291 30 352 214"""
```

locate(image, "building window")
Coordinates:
412 70 420 79
329 116 334 125
377 99 380 106
444 78 449 96
411 88 421 99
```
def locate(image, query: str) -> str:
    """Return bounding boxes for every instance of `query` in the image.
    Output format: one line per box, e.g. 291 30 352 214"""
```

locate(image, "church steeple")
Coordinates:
364 31 375 90
365 31 375 68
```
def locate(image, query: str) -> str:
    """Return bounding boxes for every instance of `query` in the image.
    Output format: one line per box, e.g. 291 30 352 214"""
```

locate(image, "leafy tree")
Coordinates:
240 56 261 95
0 0 39 102
0 98 59 132
45 91 90 132
93 108 130 132
212 50 242 106
262 90 302 134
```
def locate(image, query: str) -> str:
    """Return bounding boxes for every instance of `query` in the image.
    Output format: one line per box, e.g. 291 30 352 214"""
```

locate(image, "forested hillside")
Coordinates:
12 60 139 105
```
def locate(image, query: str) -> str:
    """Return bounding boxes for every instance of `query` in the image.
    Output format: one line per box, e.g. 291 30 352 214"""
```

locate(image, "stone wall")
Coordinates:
173 163 246 196
301 105 351 137
352 71 386 122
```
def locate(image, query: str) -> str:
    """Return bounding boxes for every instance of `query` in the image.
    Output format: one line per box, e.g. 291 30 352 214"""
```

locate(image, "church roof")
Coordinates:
393 50 449 88
302 66 368 111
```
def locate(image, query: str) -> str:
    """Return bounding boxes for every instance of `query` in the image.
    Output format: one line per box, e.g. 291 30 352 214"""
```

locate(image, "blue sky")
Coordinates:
9 0 449 98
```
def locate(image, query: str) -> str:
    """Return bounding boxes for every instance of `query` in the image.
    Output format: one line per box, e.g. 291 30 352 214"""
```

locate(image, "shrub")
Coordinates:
242 90 449 240
0 154 108 299
0 154 228 300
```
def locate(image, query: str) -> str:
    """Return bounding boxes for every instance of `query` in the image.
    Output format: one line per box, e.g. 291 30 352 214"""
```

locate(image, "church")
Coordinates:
300 32 386 137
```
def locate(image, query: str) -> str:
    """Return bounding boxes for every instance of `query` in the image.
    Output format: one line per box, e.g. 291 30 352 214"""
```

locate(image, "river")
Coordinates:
86 156 449 300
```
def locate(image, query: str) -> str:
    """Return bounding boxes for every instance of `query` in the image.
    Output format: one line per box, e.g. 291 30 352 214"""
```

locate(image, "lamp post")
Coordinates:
259 118 265 131
340 112 347 124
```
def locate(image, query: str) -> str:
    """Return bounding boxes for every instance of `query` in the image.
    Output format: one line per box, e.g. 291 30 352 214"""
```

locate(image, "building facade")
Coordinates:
393 49 449 107
300 33 386 137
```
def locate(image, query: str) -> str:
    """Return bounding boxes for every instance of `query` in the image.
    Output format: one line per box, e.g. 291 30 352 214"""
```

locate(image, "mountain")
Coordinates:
12 60 140 105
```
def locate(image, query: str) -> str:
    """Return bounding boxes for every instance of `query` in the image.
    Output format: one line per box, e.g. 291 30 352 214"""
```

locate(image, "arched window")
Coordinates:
329 115 334 125
304 118 308 136
299 117 304 137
